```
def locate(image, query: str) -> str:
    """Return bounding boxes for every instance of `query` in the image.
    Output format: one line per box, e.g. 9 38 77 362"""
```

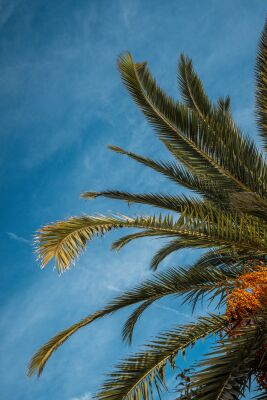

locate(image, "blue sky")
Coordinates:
1 1 266 399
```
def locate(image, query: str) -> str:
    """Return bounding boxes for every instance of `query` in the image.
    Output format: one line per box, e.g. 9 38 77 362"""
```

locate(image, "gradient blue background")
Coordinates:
1 1 266 399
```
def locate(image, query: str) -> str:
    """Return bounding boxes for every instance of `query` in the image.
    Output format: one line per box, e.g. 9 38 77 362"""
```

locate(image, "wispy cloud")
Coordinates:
7 232 31 245
153 304 192 320
71 392 92 400
105 284 123 293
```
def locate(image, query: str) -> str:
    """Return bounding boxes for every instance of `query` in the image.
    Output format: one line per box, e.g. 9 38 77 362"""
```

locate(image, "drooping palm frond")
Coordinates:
122 299 155 345
28 265 238 376
95 314 227 400
256 19 267 153
190 313 267 400
121 265 240 344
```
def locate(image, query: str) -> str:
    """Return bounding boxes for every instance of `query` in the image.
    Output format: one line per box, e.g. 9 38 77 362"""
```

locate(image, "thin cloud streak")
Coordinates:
7 232 31 245
71 392 92 400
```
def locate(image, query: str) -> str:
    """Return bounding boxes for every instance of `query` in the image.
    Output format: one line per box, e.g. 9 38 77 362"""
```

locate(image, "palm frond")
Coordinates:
217 96 231 115
122 300 154 345
107 145 228 204
35 215 128 273
191 314 267 400
36 210 267 274
150 238 192 270
82 190 215 213
28 266 237 376
255 19 267 152
118 53 232 183
119 53 267 199
28 310 103 377
178 53 267 200
95 315 227 400
178 54 212 119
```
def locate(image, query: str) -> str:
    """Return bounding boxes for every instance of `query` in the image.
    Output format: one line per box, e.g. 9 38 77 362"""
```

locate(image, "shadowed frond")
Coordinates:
118 53 231 183
256 19 267 152
95 315 227 400
178 54 212 118
119 53 267 199
178 53 267 200
191 314 267 400
107 145 229 204
28 265 239 376
122 300 155 345
82 190 216 213
217 96 231 115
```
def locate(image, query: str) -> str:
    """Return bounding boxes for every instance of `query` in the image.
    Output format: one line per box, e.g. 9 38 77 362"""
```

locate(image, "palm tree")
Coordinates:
28 19 267 400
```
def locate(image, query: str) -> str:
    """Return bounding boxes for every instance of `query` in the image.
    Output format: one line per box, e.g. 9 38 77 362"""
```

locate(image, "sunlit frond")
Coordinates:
36 209 267 274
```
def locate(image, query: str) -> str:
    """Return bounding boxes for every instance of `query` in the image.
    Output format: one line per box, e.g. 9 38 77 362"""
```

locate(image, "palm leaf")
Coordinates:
122 300 154 345
256 19 267 152
36 210 267 273
119 53 267 199
118 53 231 182
28 266 236 376
107 145 228 204
95 314 227 400
190 314 267 400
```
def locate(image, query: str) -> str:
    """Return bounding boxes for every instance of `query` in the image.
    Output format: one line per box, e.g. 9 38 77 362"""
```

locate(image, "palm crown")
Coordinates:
28 20 267 400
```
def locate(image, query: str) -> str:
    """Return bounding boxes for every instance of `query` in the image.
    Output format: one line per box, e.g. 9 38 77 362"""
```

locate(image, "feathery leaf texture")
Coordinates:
28 265 240 376
190 313 267 400
30 20 267 400
256 19 267 152
35 211 267 273
95 314 227 400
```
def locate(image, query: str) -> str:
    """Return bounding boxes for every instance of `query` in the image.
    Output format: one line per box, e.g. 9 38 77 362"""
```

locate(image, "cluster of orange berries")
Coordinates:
226 265 267 322
225 263 267 390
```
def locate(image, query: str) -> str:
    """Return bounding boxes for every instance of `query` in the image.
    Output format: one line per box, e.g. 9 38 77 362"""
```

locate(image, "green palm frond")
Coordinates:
28 309 103 377
119 53 267 199
28 266 237 376
95 315 227 400
118 53 230 182
107 145 229 204
122 300 154 345
35 215 128 273
256 19 267 152
178 54 212 119
36 210 267 273
82 190 219 214
190 314 267 400
216 96 231 114
121 265 240 344
111 230 176 251
178 54 267 200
